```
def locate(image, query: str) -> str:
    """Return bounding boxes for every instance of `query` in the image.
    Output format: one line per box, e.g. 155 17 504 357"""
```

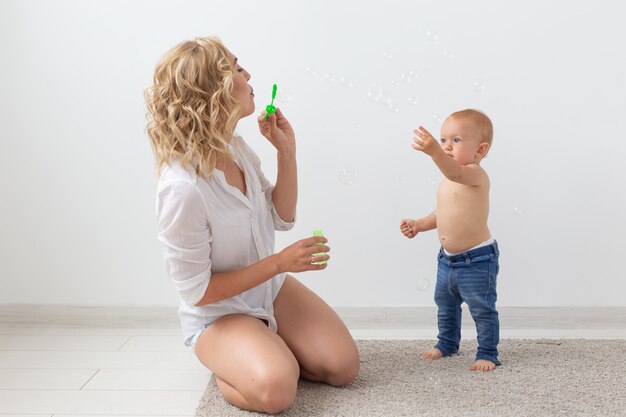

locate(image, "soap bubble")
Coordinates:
402 70 418 84
426 30 439 41
473 79 486 92
513 207 523 215
275 87 293 104
338 168 358 185
408 97 418 106
368 86 393 108
442 50 454 59
305 67 317 77
339 76 354 88
417 279 430 291
383 51 393 60
367 87 383 103
432 115 443 123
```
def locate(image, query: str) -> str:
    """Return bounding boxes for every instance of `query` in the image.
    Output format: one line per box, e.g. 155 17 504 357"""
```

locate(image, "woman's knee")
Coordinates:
312 340 360 387
254 369 299 414
325 352 360 386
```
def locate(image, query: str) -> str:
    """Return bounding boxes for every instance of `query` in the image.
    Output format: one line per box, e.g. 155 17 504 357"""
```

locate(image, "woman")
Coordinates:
145 36 359 414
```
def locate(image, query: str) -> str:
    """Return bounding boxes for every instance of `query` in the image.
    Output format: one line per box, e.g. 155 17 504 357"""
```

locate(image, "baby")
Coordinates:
400 109 501 371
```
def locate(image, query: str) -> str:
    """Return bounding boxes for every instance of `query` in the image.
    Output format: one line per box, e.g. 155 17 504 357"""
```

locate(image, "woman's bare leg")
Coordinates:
194 314 300 414
274 275 360 386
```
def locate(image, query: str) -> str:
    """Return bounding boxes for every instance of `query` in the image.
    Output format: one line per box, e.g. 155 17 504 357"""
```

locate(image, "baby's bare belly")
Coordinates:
438 225 491 254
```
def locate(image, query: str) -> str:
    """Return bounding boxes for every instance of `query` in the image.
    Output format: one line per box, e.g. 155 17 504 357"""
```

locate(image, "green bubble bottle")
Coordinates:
312 229 327 265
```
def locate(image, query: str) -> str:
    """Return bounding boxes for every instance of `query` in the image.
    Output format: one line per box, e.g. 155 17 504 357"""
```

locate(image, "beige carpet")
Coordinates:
195 339 626 417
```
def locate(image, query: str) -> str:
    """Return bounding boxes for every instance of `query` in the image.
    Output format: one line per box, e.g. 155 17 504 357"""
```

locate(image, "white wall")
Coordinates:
1 0 624 307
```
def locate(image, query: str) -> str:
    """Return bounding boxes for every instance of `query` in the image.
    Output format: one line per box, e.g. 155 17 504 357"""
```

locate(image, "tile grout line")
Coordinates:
117 335 133 351
79 368 100 390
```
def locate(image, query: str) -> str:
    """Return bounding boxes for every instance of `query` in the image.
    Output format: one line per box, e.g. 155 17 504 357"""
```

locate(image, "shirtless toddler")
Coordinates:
400 109 501 371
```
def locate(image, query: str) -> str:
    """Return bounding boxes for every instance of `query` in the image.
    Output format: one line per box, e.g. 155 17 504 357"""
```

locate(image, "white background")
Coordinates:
1 0 624 307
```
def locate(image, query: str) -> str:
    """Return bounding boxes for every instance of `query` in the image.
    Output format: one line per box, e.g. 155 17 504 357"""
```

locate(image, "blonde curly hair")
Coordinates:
145 36 240 177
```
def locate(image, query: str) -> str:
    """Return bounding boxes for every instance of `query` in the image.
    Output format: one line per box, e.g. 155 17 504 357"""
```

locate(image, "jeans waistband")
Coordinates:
439 240 499 263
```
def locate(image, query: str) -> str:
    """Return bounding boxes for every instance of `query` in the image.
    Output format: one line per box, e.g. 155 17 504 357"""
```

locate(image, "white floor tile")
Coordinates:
0 390 202 415
0 351 200 370
0 327 181 336
84 369 212 391
0 369 97 389
0 415 52 417
0 335 130 351
120 335 189 352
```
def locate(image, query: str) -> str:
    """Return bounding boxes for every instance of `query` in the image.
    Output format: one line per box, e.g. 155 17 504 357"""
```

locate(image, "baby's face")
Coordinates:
440 117 484 165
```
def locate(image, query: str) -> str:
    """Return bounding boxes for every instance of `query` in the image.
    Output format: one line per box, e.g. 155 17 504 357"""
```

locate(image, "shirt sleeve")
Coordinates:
241 138 296 231
259 168 296 231
156 181 212 306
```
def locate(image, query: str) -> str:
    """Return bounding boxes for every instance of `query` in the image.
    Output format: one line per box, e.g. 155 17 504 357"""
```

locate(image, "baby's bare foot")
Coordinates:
469 359 496 371
422 348 443 360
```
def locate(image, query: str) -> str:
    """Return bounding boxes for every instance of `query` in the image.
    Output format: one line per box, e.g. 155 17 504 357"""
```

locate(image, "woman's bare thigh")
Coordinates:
194 314 300 404
274 276 360 385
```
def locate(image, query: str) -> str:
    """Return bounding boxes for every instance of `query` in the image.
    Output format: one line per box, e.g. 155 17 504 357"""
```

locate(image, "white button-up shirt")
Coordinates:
156 136 295 344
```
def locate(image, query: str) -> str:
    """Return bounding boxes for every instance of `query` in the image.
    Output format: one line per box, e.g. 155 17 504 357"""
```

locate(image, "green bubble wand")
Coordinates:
264 83 278 120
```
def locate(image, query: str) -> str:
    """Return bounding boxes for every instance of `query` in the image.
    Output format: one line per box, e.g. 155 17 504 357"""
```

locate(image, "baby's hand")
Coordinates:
411 126 439 156
400 219 419 239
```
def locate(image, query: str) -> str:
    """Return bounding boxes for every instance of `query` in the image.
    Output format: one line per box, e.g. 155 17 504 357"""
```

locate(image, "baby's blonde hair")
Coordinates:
449 109 493 147
145 36 239 177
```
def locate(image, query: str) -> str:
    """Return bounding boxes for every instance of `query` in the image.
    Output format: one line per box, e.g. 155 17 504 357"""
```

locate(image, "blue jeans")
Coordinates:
433 241 501 365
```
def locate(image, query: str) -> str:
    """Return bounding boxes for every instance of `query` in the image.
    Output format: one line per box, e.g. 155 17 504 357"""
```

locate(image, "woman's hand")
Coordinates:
276 236 330 273
257 108 296 154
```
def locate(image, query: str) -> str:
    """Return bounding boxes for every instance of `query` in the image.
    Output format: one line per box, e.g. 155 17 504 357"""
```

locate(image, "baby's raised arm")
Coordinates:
411 126 487 186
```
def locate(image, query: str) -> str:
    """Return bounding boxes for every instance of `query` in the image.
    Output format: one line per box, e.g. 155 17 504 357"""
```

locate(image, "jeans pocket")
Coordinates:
469 260 489 274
